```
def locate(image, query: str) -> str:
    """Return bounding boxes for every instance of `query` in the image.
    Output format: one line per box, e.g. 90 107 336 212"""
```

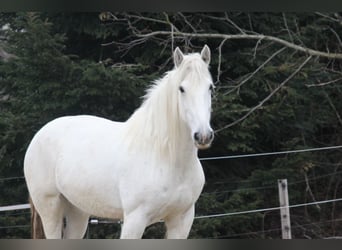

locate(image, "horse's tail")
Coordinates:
29 197 45 239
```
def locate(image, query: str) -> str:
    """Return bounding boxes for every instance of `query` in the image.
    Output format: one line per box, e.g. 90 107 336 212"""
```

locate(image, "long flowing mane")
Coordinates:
124 53 210 161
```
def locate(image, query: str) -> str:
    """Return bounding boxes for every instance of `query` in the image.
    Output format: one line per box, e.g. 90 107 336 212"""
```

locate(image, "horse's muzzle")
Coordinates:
194 130 214 150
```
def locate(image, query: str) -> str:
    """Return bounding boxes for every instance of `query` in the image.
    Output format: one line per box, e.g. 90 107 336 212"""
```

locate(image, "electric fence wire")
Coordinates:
1 145 341 182
207 217 342 239
194 197 342 219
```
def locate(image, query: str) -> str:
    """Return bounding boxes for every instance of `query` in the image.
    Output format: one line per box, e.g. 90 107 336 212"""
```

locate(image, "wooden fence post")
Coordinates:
278 179 292 239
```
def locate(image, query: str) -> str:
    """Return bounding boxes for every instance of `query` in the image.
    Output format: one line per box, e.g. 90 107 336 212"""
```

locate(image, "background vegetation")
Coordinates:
0 12 341 238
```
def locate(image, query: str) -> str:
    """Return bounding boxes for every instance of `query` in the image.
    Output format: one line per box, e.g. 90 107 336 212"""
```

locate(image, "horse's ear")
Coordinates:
201 45 211 65
174 47 184 68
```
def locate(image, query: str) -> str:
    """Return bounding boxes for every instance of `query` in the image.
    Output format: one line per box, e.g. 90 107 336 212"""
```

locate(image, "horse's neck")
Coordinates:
126 104 196 159
125 77 197 164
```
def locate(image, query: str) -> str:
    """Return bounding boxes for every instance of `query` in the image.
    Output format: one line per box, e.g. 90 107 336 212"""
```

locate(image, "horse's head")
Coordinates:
174 45 214 150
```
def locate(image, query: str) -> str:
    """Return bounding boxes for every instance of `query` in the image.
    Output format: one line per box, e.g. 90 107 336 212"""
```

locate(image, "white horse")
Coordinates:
24 45 214 239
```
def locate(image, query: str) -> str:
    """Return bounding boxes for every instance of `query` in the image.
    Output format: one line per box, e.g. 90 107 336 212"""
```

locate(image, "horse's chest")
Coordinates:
152 170 204 217
163 185 196 209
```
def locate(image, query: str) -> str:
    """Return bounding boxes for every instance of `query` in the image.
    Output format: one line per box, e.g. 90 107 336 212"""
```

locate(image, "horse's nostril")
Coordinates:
194 132 200 141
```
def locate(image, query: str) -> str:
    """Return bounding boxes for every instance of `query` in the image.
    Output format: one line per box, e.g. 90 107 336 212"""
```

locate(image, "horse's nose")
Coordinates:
194 130 214 149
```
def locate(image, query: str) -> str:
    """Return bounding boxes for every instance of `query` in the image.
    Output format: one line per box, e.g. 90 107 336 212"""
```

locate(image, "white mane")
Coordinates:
124 53 211 162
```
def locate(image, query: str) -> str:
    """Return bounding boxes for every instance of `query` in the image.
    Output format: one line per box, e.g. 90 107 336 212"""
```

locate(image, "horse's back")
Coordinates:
25 115 122 167
24 115 124 205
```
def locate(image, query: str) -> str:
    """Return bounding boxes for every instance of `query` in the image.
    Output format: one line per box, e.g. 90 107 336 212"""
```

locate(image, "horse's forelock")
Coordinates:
175 53 211 84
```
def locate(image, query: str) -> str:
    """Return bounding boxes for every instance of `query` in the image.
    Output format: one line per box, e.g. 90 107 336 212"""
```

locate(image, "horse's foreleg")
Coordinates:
164 206 195 239
120 211 149 239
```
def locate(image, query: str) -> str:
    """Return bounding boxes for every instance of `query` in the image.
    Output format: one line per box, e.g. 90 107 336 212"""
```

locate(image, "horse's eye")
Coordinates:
179 86 185 93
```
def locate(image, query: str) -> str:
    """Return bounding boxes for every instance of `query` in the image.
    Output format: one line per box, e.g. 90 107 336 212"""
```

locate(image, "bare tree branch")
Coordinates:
162 12 176 53
136 31 342 60
306 77 342 87
315 12 342 24
224 47 287 96
282 13 294 43
215 55 312 133
328 27 342 48
224 12 246 34
253 37 264 58
325 92 342 127
177 12 197 33
216 38 228 84
304 170 321 210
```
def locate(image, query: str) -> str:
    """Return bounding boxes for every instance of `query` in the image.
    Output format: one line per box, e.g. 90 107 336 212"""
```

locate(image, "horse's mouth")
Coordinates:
195 142 212 150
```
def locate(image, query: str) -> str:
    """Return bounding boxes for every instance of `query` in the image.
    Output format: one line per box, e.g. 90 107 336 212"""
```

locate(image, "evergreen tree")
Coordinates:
0 12 341 238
